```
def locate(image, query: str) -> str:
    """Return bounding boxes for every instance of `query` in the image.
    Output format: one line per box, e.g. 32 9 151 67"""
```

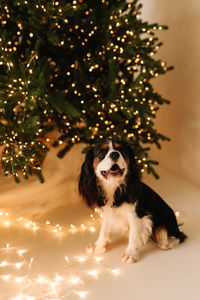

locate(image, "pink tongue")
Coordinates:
110 168 119 173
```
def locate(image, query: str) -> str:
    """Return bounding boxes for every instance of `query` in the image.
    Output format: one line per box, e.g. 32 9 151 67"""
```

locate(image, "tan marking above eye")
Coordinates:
114 143 121 149
101 144 109 150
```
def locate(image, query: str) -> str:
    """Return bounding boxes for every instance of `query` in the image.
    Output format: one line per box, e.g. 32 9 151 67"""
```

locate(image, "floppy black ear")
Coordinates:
79 147 104 207
125 145 142 203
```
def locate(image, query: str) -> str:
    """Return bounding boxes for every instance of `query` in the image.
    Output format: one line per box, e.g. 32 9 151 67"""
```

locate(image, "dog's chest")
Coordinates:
102 203 137 234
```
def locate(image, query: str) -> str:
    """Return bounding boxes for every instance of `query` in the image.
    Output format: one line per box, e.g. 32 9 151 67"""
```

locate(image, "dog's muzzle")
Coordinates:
101 164 125 179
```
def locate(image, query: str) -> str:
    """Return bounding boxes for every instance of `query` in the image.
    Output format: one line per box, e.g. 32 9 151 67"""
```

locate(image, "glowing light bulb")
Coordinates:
94 257 103 263
55 274 63 282
13 295 24 300
76 256 87 263
37 276 46 284
65 256 69 263
2 275 10 281
89 226 96 232
18 249 26 256
15 277 24 283
111 269 120 276
33 225 39 231
4 221 11 227
0 261 8 267
88 269 99 277
71 276 81 285
76 291 88 298
15 262 23 269
81 224 86 230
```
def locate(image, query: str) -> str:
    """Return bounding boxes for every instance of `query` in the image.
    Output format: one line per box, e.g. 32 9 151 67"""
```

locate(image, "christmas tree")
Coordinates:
0 0 172 183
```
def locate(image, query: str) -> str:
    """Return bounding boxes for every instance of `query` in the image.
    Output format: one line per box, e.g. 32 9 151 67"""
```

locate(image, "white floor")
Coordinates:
0 166 200 300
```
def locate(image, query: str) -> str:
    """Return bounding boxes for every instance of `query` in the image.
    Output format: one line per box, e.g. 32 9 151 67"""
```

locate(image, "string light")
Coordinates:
0 240 122 299
111 269 120 276
0 205 183 300
0 202 125 299
75 291 88 299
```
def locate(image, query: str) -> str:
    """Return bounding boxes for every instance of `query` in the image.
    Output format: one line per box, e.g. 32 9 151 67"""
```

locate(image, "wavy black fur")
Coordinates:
78 147 105 207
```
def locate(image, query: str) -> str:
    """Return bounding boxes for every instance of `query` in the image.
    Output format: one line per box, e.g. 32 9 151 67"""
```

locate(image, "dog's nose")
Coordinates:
110 151 120 161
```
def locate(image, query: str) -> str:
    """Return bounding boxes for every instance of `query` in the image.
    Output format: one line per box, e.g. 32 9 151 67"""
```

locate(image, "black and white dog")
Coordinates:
79 140 187 263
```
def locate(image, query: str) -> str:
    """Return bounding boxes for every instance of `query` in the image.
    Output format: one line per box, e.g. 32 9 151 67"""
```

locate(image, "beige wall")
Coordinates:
141 0 200 187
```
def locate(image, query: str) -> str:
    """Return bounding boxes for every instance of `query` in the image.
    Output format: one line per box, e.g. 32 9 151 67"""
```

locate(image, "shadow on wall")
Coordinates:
142 0 200 187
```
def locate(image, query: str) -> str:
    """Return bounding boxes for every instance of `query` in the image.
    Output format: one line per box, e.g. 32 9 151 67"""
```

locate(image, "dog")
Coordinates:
78 140 187 263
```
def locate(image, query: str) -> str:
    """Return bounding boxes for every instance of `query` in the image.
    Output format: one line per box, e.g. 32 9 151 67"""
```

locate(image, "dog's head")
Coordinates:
78 140 141 207
93 140 129 182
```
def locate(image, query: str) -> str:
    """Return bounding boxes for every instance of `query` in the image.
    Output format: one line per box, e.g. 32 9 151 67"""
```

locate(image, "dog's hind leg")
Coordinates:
154 227 172 250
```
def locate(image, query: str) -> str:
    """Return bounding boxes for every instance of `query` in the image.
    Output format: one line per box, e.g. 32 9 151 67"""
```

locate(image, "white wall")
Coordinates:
141 0 200 187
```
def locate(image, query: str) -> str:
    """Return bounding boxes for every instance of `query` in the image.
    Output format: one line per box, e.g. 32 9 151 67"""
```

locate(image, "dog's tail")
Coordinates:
175 230 188 244
174 211 187 243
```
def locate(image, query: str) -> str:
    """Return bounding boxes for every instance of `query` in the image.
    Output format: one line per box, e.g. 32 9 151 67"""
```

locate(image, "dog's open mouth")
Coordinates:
101 164 125 179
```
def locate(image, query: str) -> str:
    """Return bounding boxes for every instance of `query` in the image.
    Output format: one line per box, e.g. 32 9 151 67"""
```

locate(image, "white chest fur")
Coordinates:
102 203 137 235
100 202 153 246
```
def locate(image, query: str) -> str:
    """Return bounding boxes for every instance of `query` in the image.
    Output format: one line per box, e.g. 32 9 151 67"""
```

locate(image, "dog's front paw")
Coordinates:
86 243 95 254
86 243 106 255
121 253 138 264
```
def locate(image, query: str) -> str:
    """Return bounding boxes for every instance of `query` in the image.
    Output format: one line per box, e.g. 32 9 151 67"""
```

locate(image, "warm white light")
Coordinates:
88 269 99 277
111 269 120 276
71 276 81 285
37 277 46 284
76 291 88 298
55 274 63 282
2 275 10 281
13 295 24 300
29 257 34 267
50 281 57 292
4 221 11 227
15 277 24 283
15 262 23 269
18 249 26 256
81 224 86 230
65 256 69 263
33 225 39 231
0 261 8 267
89 226 96 232
94 257 103 263
76 256 87 263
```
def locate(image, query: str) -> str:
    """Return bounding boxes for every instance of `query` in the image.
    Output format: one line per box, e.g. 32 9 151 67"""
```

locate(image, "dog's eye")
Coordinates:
97 149 107 160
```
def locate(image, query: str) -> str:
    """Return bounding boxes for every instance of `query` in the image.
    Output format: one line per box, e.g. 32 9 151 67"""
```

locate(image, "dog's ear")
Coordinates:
78 147 98 207
125 145 141 202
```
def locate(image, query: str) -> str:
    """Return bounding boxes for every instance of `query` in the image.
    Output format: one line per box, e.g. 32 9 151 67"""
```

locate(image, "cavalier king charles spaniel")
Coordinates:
79 140 187 263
